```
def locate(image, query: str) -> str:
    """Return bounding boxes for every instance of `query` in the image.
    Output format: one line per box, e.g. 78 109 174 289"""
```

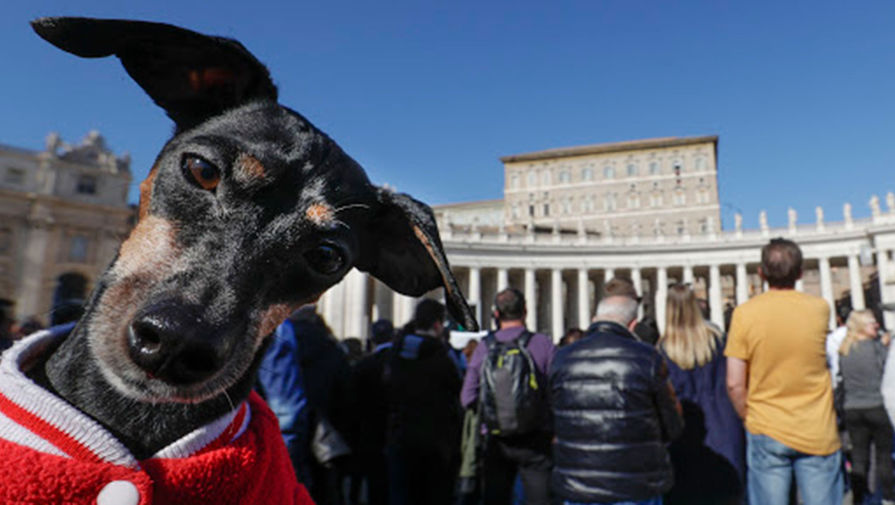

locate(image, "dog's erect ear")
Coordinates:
31 17 277 131
355 189 479 332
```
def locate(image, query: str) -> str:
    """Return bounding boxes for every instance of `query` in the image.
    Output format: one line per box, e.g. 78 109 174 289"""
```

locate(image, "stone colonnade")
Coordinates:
318 219 895 342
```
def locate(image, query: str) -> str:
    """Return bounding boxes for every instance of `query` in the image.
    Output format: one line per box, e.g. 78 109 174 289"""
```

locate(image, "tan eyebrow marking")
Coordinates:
306 203 334 226
238 153 266 180
138 162 160 220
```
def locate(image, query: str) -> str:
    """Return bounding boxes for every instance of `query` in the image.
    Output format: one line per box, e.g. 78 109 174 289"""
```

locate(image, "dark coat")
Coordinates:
549 321 684 503
385 334 462 461
660 341 745 505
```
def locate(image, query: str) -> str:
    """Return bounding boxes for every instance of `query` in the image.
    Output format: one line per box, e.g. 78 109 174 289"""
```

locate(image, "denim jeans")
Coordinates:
563 497 662 505
746 432 844 505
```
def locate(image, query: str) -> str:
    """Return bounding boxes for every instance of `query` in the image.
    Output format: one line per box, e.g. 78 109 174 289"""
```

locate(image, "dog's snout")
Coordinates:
127 303 229 385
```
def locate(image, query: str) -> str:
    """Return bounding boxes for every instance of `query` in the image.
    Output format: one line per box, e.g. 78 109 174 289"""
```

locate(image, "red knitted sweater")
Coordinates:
0 328 314 505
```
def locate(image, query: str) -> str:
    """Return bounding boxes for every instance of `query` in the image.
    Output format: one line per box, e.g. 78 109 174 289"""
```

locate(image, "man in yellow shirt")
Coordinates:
725 238 843 505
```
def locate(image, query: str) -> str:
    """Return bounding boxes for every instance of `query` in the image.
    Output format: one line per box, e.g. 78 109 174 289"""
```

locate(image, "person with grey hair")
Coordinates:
549 294 683 505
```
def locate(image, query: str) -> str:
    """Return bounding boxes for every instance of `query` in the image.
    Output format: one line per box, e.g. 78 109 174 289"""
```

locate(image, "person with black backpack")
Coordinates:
461 288 555 505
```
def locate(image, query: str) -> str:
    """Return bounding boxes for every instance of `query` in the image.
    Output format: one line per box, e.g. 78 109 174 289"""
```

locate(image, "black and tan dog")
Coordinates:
0 17 476 504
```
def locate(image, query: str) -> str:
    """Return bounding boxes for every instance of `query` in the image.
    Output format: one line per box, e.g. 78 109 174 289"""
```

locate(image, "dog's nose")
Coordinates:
127 303 229 385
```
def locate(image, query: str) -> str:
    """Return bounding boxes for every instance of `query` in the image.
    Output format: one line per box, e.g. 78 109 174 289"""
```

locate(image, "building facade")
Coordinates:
0 132 133 322
501 136 721 238
317 136 895 342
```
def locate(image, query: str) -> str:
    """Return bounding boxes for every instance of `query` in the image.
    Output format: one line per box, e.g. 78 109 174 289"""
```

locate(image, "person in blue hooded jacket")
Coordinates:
385 299 462 505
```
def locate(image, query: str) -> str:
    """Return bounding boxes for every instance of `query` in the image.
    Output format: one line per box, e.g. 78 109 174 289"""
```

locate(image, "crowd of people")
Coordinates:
5 237 895 504
253 236 895 505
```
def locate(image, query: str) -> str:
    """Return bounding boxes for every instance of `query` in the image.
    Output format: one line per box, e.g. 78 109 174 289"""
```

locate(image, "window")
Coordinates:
603 166 615 179
627 192 640 209
69 236 89 262
626 163 638 177
672 161 682 174
650 191 663 207
604 193 617 211
673 190 686 206
528 205 535 217
699 219 709 234
541 171 551 186
698 189 710 204
510 174 520 189
77 175 97 195
511 204 520 219
583 195 595 213
649 161 660 175
582 168 594 181
695 157 705 171
4 168 25 185
558 170 571 184
562 198 573 214
527 171 536 187
676 219 686 235
543 203 550 216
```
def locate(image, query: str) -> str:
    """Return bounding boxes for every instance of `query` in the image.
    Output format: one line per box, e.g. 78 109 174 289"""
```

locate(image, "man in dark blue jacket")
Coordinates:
550 292 683 505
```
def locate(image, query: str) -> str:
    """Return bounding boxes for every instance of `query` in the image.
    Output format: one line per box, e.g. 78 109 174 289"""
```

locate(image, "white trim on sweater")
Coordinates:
0 328 249 466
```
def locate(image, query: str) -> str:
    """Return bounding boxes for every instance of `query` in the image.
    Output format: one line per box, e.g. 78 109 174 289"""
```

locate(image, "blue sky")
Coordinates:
2 1 894 230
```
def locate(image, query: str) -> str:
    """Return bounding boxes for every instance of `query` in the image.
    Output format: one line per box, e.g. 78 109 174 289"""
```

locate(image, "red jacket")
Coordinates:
0 328 314 505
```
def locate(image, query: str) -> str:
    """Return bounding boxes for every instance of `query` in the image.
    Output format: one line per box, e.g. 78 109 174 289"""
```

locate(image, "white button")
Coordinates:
96 480 140 505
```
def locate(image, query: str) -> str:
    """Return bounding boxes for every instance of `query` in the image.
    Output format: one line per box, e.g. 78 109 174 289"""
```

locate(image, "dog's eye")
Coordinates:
182 155 220 191
304 243 346 275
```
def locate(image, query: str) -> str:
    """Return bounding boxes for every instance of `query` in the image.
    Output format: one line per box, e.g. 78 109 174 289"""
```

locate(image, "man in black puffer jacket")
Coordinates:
550 292 684 505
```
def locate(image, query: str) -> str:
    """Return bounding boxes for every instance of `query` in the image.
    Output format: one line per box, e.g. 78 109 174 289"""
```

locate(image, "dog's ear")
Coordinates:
355 189 479 331
31 17 277 131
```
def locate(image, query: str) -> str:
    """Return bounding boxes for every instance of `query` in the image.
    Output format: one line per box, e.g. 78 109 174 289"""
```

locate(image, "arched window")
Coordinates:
649 161 660 175
558 170 571 184
603 166 615 179
582 168 594 181
627 163 638 177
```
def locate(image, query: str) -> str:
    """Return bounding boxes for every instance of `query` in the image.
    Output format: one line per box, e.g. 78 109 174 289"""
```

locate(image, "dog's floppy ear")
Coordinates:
31 17 277 131
355 188 479 331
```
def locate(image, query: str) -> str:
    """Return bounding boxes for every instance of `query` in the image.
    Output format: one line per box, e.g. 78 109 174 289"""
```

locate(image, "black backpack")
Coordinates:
478 331 546 436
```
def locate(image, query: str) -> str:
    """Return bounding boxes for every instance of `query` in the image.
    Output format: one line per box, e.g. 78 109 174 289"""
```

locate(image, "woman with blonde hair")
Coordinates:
838 309 893 505
658 283 744 505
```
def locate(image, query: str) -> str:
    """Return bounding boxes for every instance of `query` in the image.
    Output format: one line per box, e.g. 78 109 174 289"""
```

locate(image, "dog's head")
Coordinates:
33 17 476 404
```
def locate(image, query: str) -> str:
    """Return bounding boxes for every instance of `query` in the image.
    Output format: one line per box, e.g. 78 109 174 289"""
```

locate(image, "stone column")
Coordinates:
631 267 643 319
18 222 52 318
604 268 615 282
683 265 694 285
497 267 509 292
656 267 668 334
819 257 836 329
709 264 723 328
578 268 590 329
525 268 537 330
392 292 416 328
468 267 481 326
343 269 369 340
735 263 748 305
551 269 564 342
848 254 866 310
879 249 894 329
